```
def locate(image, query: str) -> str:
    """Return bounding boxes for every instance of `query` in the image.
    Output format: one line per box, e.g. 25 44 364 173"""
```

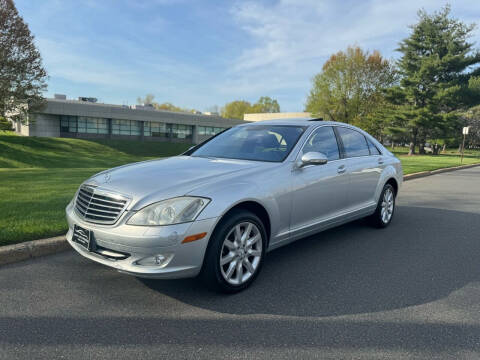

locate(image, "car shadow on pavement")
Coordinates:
141 205 480 317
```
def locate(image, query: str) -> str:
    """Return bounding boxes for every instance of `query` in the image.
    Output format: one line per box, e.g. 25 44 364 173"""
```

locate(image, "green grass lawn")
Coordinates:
388 146 480 174
1 131 479 246
0 131 191 246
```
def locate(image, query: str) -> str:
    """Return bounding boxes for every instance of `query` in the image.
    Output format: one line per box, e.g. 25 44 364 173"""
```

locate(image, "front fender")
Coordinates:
193 180 282 241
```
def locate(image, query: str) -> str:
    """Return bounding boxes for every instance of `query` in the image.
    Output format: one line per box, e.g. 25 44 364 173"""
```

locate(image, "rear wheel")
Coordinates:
369 183 396 228
201 209 266 293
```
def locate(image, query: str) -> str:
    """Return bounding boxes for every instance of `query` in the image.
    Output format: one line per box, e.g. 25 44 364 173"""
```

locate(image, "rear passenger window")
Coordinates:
337 127 369 158
367 139 381 155
302 126 340 161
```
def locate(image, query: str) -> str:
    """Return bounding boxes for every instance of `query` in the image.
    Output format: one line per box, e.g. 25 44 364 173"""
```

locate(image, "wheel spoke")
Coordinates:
224 240 236 250
220 253 235 266
235 225 242 243
243 258 255 274
235 261 243 282
241 223 252 245
225 260 236 279
246 233 260 248
248 249 261 257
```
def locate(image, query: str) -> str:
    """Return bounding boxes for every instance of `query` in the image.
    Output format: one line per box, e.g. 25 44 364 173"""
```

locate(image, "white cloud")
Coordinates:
226 0 480 110
23 0 480 112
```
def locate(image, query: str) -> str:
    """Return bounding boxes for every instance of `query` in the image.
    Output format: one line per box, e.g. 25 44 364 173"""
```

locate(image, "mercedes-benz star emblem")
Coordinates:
104 172 111 183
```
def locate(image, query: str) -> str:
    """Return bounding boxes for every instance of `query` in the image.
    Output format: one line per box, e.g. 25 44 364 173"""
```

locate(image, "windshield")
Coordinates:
190 125 307 162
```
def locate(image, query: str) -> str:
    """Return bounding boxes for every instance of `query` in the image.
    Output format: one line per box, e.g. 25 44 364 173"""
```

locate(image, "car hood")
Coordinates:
85 156 263 209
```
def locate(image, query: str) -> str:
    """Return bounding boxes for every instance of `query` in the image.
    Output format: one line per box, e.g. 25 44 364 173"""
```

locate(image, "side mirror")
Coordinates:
300 152 328 167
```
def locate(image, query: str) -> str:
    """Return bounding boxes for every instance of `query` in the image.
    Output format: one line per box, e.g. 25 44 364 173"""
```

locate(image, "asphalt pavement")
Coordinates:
1 167 480 359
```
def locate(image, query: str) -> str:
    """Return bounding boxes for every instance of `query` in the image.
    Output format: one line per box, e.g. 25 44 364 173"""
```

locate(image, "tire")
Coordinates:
369 183 396 228
200 209 267 293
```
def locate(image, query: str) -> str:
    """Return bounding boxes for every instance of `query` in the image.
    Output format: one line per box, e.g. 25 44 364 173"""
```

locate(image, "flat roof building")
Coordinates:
12 98 246 144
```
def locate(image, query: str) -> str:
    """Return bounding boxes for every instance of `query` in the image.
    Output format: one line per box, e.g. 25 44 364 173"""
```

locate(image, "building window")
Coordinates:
198 126 225 136
76 117 108 134
171 124 193 139
112 119 141 136
60 115 77 133
144 122 169 137
61 116 108 134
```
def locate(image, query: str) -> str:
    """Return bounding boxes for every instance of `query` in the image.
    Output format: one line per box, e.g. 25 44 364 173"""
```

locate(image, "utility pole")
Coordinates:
461 127 469 164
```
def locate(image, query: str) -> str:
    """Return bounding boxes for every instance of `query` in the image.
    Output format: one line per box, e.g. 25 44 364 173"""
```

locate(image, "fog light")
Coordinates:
135 253 174 267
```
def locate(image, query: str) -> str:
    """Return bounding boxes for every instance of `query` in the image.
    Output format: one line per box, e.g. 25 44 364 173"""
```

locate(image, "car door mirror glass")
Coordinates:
300 152 328 167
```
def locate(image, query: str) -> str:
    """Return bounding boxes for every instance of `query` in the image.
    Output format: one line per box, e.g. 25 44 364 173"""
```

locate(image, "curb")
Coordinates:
403 162 480 181
1 162 480 267
0 236 69 266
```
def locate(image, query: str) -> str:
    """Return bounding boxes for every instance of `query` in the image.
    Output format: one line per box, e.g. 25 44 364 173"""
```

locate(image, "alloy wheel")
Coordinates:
380 188 394 224
219 221 263 285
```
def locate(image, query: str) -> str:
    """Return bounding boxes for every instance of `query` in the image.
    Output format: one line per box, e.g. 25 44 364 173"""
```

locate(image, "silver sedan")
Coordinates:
65 119 403 292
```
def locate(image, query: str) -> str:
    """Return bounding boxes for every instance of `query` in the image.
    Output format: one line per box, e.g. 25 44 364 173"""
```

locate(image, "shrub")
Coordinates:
0 117 14 131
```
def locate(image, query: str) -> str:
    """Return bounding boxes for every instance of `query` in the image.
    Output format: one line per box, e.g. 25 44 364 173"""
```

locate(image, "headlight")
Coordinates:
127 197 210 226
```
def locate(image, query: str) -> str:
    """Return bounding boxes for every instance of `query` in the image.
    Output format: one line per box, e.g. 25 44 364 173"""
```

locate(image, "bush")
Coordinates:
0 117 14 131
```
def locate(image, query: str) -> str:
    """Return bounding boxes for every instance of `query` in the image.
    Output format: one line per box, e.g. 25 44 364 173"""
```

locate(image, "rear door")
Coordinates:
290 126 349 236
335 126 382 210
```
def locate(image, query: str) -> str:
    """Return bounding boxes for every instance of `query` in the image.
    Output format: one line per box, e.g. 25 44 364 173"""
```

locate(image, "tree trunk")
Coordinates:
441 144 446 154
418 142 426 155
432 143 440 155
408 142 415 155
408 130 417 156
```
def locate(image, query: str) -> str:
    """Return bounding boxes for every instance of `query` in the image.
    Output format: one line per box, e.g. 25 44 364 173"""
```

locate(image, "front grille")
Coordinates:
75 185 130 225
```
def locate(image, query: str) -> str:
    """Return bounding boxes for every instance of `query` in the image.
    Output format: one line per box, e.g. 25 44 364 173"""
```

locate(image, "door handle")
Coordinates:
337 165 346 174
378 158 384 165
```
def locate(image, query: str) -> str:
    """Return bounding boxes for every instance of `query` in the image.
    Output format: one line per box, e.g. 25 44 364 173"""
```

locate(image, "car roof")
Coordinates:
240 118 348 127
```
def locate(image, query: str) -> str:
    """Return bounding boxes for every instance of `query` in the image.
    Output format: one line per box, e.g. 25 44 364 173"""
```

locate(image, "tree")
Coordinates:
136 94 199 113
251 96 280 113
155 102 184 112
221 100 252 120
386 5 480 155
205 105 220 114
221 97 281 119
136 93 155 105
0 0 47 123
460 105 480 149
305 46 397 129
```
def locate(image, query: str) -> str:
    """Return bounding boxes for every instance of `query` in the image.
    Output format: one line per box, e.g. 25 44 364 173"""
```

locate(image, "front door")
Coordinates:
290 126 349 238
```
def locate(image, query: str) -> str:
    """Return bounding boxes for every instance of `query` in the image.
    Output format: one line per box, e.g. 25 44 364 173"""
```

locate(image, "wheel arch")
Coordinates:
385 177 399 196
218 201 271 246
199 199 272 278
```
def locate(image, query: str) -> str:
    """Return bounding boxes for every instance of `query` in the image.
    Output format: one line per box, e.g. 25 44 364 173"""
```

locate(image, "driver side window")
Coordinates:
302 126 340 161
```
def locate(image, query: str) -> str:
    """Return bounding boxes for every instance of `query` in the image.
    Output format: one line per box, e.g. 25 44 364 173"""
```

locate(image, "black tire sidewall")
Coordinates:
202 209 267 293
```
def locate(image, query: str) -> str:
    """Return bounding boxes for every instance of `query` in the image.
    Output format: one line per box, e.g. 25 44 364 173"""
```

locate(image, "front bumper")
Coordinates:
65 201 218 279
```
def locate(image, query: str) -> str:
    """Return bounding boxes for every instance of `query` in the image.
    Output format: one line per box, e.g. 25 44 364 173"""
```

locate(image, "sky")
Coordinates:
15 0 480 112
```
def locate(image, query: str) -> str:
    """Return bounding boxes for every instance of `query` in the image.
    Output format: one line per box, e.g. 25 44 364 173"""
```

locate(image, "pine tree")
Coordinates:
0 0 47 123
386 5 480 155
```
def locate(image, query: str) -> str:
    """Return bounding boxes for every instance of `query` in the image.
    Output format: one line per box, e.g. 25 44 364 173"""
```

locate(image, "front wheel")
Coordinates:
201 209 266 293
369 183 396 228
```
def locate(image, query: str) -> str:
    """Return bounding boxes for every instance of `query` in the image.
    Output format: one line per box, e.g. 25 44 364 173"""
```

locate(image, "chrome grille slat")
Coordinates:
78 192 123 209
76 196 90 208
89 198 124 208
83 212 116 219
90 196 126 206
77 191 92 202
74 185 130 225
85 206 119 215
